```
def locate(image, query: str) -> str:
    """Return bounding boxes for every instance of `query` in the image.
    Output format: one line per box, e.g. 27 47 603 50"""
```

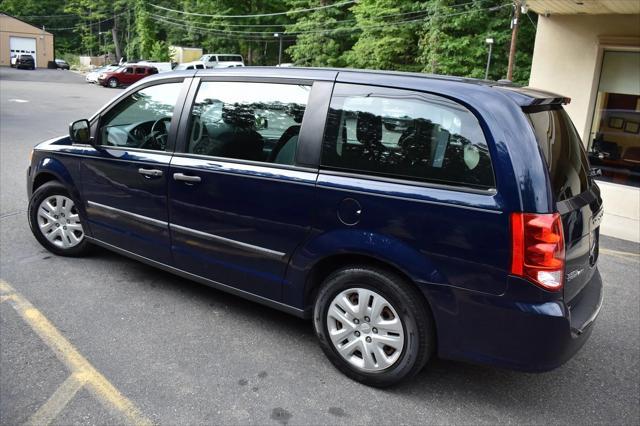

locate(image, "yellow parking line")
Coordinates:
26 373 86 426
600 248 640 260
0 280 153 426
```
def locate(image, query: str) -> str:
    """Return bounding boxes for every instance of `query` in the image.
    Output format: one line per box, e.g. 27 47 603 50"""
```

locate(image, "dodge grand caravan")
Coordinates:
26 68 604 387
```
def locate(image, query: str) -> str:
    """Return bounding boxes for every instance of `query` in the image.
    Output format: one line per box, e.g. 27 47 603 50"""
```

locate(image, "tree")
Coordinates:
150 41 171 61
285 0 356 67
345 0 423 71
0 0 538 81
418 0 536 83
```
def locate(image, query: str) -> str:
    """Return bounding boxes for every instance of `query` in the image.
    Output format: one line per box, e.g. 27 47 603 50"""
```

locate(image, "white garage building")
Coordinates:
0 13 54 68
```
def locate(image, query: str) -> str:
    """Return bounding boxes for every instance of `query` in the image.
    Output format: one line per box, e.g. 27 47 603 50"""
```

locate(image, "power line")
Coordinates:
14 13 78 19
151 17 287 41
45 12 128 31
152 0 484 29
149 1 356 19
150 3 510 38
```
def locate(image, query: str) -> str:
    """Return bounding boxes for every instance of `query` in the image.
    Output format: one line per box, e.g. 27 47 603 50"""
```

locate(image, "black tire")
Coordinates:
28 181 92 257
108 77 119 88
313 265 435 387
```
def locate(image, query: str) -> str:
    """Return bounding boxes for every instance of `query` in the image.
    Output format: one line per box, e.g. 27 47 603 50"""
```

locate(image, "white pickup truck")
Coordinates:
199 54 245 69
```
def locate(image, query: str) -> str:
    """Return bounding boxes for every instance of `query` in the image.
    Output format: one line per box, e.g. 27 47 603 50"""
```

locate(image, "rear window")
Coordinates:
321 83 495 190
527 107 590 201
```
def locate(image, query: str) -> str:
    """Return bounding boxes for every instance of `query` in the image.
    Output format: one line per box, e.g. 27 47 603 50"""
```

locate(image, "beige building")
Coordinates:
527 0 640 242
0 13 54 68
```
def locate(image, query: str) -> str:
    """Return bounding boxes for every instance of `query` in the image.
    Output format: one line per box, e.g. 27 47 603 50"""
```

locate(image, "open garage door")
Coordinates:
10 37 37 67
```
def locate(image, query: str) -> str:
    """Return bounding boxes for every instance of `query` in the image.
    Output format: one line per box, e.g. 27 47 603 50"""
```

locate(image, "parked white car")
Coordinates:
199 54 244 69
85 65 119 83
173 61 207 71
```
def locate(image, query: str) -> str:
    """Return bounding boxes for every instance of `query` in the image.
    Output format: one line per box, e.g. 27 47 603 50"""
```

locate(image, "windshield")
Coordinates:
527 107 590 201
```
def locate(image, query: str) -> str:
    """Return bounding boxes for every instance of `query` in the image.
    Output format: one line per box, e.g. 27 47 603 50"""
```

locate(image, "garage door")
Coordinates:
10 37 37 67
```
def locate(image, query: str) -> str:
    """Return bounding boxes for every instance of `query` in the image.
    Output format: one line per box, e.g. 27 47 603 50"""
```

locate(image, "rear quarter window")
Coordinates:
526 107 590 201
321 83 495 190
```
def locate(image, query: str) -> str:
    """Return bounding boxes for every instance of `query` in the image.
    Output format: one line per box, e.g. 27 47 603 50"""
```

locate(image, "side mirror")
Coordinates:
69 119 91 144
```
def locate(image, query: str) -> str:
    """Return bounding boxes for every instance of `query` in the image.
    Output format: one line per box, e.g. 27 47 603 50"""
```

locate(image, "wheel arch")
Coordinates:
32 171 60 193
304 253 429 308
29 155 88 233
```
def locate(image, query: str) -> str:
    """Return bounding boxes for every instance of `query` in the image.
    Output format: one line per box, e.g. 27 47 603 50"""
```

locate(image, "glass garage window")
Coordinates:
588 51 640 188
321 83 495 190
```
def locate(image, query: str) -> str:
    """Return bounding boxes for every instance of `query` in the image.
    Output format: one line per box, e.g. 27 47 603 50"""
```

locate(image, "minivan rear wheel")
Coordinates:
313 266 434 387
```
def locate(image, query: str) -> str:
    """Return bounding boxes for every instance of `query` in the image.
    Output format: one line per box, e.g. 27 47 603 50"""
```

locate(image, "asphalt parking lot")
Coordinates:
1 67 639 425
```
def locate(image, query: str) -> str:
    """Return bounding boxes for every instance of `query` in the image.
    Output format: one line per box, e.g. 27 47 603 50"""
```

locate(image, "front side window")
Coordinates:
125 67 134 74
321 83 495 189
187 81 310 165
99 82 183 151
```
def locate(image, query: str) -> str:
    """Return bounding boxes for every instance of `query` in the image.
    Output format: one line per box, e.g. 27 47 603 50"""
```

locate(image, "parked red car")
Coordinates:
97 65 158 88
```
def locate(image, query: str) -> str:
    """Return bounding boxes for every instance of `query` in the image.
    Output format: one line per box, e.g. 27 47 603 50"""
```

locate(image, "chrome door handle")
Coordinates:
138 168 163 177
173 173 201 183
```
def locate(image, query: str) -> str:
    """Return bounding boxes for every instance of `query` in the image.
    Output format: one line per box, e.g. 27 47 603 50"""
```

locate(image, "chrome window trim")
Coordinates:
320 169 497 196
170 156 318 187
170 224 286 260
172 152 318 174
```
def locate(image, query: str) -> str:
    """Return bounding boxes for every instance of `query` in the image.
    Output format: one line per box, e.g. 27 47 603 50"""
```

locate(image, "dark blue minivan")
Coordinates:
27 68 604 386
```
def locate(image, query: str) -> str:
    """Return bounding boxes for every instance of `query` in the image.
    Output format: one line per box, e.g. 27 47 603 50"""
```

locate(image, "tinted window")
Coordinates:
187 82 310 165
527 107 590 201
125 67 134 74
99 82 183 151
135 68 145 74
217 55 242 62
321 83 495 189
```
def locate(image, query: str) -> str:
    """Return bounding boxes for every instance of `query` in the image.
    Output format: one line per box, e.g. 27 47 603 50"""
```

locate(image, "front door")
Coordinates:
81 79 188 264
168 79 320 301
120 66 136 85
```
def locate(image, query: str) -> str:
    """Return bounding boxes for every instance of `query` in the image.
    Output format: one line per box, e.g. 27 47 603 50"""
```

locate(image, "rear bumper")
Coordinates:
429 268 603 372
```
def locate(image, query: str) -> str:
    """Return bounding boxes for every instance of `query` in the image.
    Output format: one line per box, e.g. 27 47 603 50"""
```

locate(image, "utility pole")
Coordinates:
506 0 521 81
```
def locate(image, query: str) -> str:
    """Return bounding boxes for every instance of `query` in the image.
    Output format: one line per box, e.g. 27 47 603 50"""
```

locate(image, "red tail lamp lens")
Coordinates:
511 212 565 291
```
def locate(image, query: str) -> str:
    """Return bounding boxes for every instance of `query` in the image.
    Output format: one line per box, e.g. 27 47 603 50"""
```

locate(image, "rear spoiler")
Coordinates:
494 85 571 112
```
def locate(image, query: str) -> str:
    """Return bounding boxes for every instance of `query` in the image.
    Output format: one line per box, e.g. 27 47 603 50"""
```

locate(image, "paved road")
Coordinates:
1 67 639 425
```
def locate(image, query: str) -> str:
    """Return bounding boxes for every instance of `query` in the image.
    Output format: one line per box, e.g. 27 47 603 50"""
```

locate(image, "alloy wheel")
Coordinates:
37 195 84 249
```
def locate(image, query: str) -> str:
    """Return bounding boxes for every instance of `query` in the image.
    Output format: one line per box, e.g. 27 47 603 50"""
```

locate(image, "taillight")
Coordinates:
511 212 565 291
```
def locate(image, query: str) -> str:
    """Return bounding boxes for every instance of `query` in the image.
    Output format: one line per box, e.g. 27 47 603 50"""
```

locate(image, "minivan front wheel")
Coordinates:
108 78 118 88
28 181 91 257
313 266 434 387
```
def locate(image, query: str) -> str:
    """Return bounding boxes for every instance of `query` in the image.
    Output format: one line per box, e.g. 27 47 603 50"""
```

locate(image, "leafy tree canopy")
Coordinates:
1 0 537 83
